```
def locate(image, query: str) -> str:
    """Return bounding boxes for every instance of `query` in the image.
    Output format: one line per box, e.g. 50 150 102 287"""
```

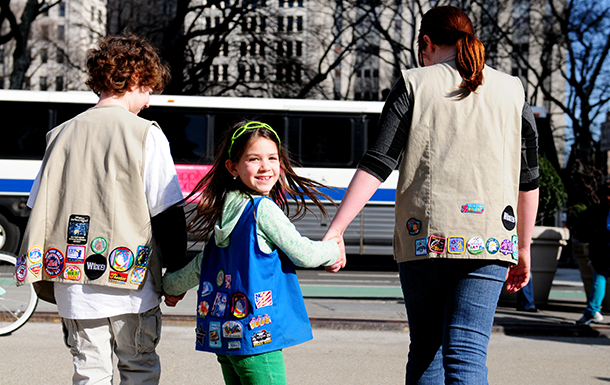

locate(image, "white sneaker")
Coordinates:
576 312 604 325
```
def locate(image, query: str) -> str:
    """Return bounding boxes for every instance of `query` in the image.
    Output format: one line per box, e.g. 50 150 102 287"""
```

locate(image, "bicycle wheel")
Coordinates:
0 251 38 335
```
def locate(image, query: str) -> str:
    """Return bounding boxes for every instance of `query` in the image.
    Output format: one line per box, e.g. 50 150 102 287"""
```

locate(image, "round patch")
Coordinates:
91 237 108 254
28 246 43 264
84 254 107 280
63 265 82 281
486 238 500 255
109 247 134 272
216 270 225 287
15 264 27 282
44 248 65 278
406 218 422 235
502 205 516 231
466 237 485 255
231 292 249 319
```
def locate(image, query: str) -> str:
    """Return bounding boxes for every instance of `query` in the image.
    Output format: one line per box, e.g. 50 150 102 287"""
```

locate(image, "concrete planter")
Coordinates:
573 242 610 312
499 226 570 306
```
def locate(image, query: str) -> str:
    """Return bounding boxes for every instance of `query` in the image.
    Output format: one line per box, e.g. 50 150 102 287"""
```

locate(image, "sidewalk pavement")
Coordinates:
29 267 610 337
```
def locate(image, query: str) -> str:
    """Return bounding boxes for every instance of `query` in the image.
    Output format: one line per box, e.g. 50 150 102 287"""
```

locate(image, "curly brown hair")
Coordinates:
85 34 170 96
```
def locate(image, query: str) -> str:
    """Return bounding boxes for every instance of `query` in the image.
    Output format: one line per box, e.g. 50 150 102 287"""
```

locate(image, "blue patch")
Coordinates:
447 237 465 254
415 238 428 256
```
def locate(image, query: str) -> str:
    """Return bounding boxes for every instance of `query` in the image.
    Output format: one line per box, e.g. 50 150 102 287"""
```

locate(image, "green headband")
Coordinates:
228 121 281 158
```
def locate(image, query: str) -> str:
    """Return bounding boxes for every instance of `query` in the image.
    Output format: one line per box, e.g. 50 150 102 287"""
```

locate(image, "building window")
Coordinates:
41 25 49 40
238 64 245 80
222 43 229 56
213 65 219 81
222 64 229 81
58 25 65 40
298 0 303 6
215 17 220 26
277 17 283 32
25 77 31 90
249 64 256 81
279 0 284 6
40 77 48 91
250 42 256 56
59 2 65 17
205 17 211 29
261 17 266 32
98 10 103 24
296 16 303 31
276 41 284 57
56 76 64 91
240 42 247 56
56 48 64 64
364 69 370 78
41 48 48 64
296 41 302 56
287 16 293 32
286 41 293 57
259 65 265 80
0 49 4 61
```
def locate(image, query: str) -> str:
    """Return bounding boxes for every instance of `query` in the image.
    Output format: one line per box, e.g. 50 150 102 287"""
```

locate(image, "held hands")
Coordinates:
163 291 186 307
323 227 346 273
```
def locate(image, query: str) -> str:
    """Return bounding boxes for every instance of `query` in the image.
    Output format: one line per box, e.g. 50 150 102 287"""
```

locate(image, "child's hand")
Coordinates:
323 229 346 273
163 291 186 307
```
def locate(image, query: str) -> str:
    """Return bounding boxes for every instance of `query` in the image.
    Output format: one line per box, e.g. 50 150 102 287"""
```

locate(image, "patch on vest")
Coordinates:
130 266 146 285
222 321 243 338
29 263 42 277
461 203 485 214
196 324 207 346
486 238 500 254
502 206 516 230
512 235 519 260
66 245 86 263
415 238 428 256
15 264 27 282
211 292 228 317
135 245 149 267
209 321 222 348
249 314 272 330
91 237 108 254
216 270 225 287
44 248 65 278
447 237 465 254
230 292 249 319
84 254 107 280
108 271 128 284
67 215 90 245
109 247 134 272
466 237 485 255
28 246 43 264
200 281 214 297
500 239 513 255
63 265 82 281
428 236 446 254
198 301 210 318
252 330 272 347
254 290 273 309
406 218 422 235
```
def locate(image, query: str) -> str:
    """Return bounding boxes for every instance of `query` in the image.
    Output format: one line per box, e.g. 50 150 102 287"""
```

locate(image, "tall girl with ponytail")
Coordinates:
324 6 539 384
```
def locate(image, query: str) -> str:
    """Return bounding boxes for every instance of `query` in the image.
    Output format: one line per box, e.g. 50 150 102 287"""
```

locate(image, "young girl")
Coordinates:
162 120 344 385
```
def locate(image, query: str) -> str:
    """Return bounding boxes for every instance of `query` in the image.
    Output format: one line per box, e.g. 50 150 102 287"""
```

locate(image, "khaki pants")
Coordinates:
61 306 162 385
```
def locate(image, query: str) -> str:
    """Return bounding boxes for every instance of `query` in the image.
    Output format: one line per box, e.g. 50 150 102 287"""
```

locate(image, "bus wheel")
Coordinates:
0 214 20 254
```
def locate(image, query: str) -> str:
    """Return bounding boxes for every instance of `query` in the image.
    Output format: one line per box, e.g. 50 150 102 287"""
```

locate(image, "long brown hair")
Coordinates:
417 6 485 93
185 120 333 241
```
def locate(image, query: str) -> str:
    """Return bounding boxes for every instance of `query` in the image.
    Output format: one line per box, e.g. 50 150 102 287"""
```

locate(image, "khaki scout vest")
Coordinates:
15 105 162 297
394 60 524 264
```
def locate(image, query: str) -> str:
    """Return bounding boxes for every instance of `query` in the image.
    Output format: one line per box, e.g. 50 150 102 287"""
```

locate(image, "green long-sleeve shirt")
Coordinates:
163 191 339 295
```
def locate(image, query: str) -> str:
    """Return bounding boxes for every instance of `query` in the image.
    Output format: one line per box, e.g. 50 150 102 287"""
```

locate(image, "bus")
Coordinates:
0 90 394 257
0 90 551 259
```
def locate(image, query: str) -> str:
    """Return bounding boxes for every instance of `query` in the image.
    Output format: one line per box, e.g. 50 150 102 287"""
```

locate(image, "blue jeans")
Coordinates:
584 270 607 317
399 259 508 384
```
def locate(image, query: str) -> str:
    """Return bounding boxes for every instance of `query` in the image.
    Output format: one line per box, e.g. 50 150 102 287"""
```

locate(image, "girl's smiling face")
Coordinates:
225 136 280 196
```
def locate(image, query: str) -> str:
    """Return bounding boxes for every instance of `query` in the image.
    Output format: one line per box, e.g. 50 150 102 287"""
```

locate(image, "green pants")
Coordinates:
216 350 286 385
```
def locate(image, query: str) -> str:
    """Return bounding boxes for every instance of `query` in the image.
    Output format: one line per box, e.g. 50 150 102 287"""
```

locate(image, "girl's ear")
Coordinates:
225 159 239 177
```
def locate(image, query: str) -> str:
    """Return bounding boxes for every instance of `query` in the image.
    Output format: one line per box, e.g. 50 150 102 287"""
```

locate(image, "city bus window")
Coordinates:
1 102 48 159
299 116 353 167
212 113 286 159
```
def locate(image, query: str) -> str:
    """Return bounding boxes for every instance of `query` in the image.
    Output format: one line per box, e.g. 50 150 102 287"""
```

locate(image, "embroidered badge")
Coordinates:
428 235 446 254
511 235 519 260
90 237 108 254
66 245 86 263
15 264 27 282
29 263 42 277
249 314 272 330
135 245 150 267
195 324 207 346
108 271 128 284
406 218 422 235
109 247 134 272
231 292 249 319
84 254 107 280
415 238 428 256
44 248 65 278
16 255 26 267
200 281 214 297
67 215 90 245
222 321 243 338
224 274 232 289
130 266 146 285
28 246 43 264
254 290 273 309
486 238 500 255
447 237 465 254
461 203 485 214
500 239 513 255
63 265 82 281
198 301 210 318
251 330 272 347
211 292 228 318
209 321 222 348
466 237 485 255
228 341 241 350
502 206 516 231
216 270 225 287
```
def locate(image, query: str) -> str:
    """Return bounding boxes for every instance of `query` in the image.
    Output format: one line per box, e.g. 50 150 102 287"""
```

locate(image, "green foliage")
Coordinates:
537 155 568 222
